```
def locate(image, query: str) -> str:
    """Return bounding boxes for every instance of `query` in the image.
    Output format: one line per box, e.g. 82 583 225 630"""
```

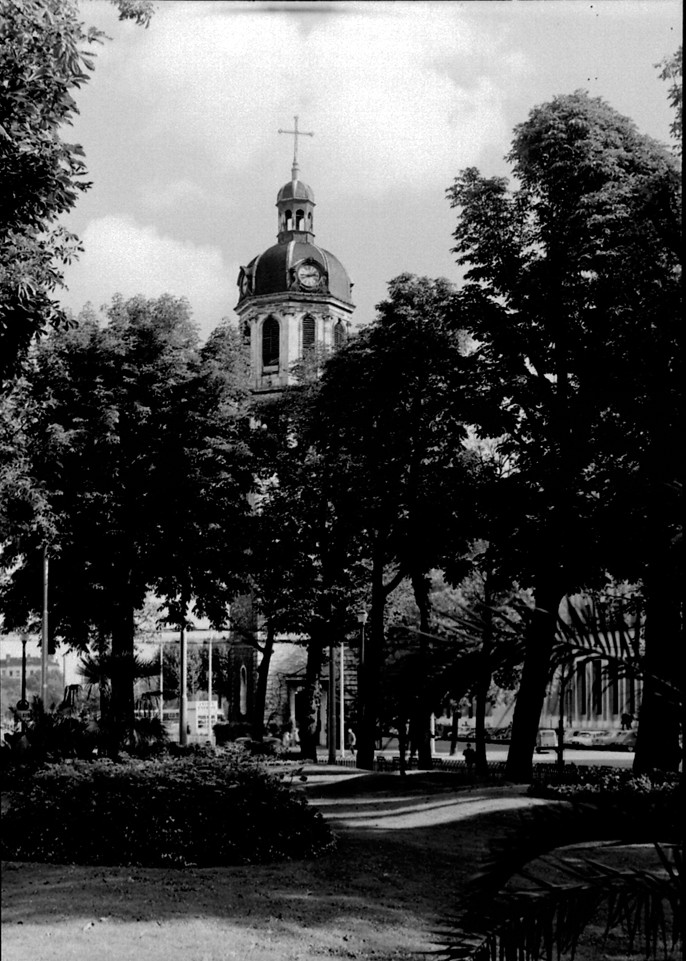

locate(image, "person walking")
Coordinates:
462 741 476 775
347 726 357 755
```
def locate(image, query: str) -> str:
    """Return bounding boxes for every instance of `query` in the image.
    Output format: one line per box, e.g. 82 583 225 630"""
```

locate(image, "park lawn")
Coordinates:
1 769 676 961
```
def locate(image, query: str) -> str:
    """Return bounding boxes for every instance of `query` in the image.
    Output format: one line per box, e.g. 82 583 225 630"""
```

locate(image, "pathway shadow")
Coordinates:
1 784 560 936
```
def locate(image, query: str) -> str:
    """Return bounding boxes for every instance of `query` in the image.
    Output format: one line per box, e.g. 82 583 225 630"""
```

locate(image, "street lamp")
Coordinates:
16 635 30 731
355 609 367 756
338 639 345 759
206 634 213 744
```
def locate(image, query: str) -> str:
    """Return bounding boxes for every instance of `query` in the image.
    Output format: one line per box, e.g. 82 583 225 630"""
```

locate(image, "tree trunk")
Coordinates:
397 716 408 775
474 650 490 777
474 583 494 777
449 707 459 756
107 568 136 757
633 570 682 774
505 579 561 782
411 571 433 770
252 621 275 741
357 544 386 770
298 637 324 762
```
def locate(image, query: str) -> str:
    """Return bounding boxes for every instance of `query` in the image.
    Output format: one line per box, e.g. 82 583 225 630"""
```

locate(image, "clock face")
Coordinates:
297 263 322 289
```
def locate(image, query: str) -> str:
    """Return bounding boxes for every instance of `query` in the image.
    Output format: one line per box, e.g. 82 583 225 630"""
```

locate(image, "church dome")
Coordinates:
245 241 353 304
277 179 315 203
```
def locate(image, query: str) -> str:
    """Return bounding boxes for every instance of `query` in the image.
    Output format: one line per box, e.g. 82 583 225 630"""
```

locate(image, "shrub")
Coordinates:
529 766 682 840
1 748 334 867
213 720 253 744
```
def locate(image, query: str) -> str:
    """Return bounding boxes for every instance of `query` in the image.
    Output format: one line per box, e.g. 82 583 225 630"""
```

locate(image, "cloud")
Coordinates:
61 216 236 337
137 178 210 214
118 2 523 195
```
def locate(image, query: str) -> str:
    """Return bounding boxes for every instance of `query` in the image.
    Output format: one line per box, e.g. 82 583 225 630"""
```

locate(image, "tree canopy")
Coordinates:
447 89 682 776
0 0 153 385
0 294 254 751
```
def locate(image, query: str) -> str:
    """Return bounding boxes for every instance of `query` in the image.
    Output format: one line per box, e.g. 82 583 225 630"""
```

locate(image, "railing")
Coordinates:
323 755 611 780
328 755 506 775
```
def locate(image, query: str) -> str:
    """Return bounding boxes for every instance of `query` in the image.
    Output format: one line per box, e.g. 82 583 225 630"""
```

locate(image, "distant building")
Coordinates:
0 652 62 680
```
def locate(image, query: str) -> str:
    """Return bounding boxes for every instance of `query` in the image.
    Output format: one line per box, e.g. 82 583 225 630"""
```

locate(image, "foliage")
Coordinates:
0 298 254 749
440 842 682 961
656 45 683 148
0 0 153 383
440 772 682 960
0 696 169 775
0 751 334 866
311 274 479 767
446 89 682 779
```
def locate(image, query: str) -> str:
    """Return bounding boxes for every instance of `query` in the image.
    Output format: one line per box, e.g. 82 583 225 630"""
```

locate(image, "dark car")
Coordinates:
610 730 637 751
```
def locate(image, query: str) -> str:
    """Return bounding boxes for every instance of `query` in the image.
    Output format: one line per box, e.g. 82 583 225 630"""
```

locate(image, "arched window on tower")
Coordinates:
262 316 280 368
285 209 293 231
334 320 346 348
307 212 313 229
302 314 316 350
295 209 305 231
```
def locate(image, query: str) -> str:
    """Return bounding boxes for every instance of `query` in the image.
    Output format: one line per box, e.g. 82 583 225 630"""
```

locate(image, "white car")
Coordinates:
569 731 597 748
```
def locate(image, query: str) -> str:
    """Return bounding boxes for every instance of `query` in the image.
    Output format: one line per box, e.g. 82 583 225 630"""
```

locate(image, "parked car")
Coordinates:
568 731 598 748
610 730 637 751
536 729 558 752
590 730 615 749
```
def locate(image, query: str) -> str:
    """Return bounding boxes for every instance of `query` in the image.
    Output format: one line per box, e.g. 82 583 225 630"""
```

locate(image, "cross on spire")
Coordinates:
278 115 314 180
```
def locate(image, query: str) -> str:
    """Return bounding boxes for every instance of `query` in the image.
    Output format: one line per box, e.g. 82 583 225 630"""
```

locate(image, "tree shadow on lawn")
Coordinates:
2 784 556 932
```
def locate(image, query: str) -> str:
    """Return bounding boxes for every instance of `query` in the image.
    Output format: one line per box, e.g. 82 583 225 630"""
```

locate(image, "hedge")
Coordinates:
1 748 334 867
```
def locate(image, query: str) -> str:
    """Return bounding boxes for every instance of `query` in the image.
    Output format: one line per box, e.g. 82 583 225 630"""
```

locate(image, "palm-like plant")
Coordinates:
76 647 167 754
439 584 683 961
439 838 682 961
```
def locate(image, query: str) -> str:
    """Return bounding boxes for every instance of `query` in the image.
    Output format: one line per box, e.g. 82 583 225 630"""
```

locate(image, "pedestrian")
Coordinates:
462 741 476 774
347 726 357 755
621 712 634 731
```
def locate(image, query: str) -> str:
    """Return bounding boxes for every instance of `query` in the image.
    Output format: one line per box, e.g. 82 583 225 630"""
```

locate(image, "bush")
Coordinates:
1 748 334 867
213 720 253 744
1 706 169 770
529 766 682 839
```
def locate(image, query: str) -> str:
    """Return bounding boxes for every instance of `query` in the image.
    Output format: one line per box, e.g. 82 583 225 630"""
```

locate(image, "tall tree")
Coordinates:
0 0 153 384
447 90 682 778
0 297 254 752
314 275 477 769
247 367 368 760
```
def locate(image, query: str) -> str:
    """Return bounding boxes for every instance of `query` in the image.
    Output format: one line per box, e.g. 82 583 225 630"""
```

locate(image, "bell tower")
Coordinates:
235 117 355 397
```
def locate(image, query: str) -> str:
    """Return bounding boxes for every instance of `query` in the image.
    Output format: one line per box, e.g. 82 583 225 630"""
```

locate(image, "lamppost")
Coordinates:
158 635 165 725
327 641 336 764
41 547 49 707
179 620 188 746
206 633 213 744
339 639 345 758
20 635 27 708
356 609 367 755
16 634 30 731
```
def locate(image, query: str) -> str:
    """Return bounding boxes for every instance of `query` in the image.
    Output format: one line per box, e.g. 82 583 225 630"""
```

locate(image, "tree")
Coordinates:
447 90 682 779
656 45 683 149
245 364 368 759
0 296 254 753
0 0 153 384
313 275 478 769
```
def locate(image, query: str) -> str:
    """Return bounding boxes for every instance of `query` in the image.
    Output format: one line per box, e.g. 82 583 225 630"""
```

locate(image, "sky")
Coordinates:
4 0 681 675
56 0 683 341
